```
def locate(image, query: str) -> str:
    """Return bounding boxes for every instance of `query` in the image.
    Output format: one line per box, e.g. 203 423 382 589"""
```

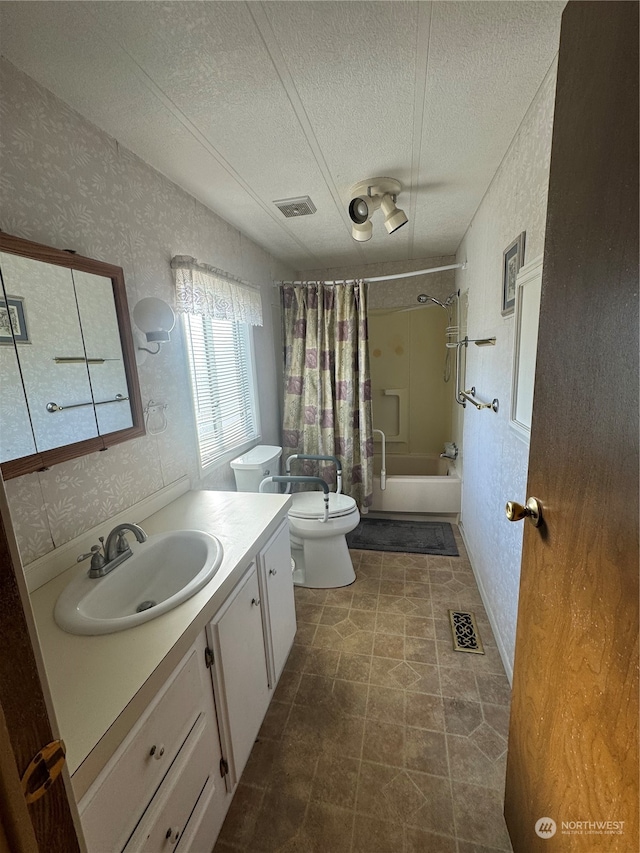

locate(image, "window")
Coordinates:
184 314 259 470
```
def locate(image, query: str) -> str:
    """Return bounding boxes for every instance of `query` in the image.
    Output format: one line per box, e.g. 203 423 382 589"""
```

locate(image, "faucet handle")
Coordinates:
77 544 100 562
77 544 106 574
115 532 131 554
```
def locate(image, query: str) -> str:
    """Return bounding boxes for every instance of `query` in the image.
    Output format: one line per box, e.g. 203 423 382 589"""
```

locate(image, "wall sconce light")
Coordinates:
133 297 175 363
348 177 408 242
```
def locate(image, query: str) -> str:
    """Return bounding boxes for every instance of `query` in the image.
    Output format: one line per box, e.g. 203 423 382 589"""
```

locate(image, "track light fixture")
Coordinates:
347 177 408 242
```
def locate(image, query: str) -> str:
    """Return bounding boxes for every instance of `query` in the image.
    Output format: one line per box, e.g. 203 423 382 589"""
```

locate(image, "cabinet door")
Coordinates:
258 520 296 688
0 252 99 451
207 564 270 789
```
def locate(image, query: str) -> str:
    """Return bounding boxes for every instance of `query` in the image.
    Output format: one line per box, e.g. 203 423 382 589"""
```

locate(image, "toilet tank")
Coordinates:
230 445 282 493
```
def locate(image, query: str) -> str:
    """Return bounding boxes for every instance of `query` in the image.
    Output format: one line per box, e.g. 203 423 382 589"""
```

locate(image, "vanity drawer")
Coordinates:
123 713 213 852
80 642 206 853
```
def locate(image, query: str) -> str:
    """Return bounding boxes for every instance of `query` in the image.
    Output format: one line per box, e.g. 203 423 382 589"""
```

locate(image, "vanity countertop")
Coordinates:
29 489 291 799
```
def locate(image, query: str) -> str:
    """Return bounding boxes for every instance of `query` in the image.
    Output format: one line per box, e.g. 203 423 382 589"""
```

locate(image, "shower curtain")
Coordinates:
281 281 374 507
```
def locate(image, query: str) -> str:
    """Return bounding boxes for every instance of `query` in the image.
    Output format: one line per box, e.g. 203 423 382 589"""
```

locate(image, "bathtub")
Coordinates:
369 453 461 515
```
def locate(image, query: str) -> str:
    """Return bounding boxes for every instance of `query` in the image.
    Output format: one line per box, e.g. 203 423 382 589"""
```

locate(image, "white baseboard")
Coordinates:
24 477 191 593
458 521 514 685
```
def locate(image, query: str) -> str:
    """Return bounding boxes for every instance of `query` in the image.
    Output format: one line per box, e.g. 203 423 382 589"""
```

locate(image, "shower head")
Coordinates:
416 291 458 309
417 294 446 308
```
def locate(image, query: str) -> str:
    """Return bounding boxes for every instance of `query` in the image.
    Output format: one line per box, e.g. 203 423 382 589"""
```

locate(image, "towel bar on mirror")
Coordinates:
46 394 129 413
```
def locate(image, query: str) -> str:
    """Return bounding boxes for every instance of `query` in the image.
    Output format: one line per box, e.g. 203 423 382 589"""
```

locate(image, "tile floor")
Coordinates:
214 529 514 853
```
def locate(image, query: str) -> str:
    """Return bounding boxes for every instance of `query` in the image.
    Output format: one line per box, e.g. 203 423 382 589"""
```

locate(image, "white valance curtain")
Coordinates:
171 255 263 326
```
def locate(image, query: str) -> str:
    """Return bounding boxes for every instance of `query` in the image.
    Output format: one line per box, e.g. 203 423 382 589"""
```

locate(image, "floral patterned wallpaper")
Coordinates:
0 59 291 566
454 60 558 679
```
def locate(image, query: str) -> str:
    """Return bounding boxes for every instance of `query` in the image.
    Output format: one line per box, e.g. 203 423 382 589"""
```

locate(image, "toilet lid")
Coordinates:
289 491 357 520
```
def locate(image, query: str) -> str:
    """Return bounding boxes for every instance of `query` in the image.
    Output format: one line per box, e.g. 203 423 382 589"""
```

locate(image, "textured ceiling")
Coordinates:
0 1 564 271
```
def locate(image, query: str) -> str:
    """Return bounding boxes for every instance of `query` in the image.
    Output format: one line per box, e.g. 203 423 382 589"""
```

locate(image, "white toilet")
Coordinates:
231 445 359 588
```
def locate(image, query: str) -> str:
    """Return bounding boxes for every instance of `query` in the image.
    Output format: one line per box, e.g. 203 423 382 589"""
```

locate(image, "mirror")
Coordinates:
510 255 543 443
0 232 144 479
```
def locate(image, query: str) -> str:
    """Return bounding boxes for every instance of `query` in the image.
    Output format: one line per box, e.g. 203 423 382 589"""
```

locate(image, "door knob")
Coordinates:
505 497 543 527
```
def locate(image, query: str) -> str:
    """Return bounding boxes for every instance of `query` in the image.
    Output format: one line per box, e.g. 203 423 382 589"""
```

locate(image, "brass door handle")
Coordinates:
505 497 543 527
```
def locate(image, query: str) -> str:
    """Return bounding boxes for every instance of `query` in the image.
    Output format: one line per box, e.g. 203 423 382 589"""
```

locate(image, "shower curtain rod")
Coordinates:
277 261 466 286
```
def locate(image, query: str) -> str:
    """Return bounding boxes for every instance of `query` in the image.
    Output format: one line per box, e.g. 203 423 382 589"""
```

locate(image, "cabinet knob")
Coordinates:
269 568 277 576
251 597 261 607
165 828 181 844
149 744 165 759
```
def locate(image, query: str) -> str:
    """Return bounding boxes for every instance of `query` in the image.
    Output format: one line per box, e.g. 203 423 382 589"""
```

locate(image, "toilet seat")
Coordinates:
289 491 356 520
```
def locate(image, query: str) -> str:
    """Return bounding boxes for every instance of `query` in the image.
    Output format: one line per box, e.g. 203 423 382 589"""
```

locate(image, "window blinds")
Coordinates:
185 314 258 468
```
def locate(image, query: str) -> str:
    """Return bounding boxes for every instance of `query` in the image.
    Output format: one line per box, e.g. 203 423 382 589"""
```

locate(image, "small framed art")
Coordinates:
0 296 30 344
502 232 526 316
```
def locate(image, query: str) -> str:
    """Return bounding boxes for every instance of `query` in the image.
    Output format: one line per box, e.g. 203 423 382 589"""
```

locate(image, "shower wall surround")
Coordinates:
0 59 291 566
454 60 558 679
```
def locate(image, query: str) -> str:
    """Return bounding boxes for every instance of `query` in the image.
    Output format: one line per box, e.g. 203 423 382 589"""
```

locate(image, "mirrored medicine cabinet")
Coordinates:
0 232 144 479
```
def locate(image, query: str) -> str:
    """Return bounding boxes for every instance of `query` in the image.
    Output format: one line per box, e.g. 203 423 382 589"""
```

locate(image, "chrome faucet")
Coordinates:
77 522 148 578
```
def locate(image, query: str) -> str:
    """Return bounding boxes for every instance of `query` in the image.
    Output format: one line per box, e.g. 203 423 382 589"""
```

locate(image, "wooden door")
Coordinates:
0 483 82 851
504 3 639 851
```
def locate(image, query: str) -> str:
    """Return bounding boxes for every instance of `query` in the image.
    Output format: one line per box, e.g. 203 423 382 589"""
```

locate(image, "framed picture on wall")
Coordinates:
0 295 30 344
501 232 526 316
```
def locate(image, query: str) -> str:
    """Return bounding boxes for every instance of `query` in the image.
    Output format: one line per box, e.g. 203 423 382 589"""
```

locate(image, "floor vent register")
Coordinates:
449 609 485 654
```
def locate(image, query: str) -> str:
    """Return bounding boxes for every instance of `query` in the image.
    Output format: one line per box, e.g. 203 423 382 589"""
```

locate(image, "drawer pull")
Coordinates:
251 597 261 607
149 744 165 759
269 568 278 576
166 827 181 844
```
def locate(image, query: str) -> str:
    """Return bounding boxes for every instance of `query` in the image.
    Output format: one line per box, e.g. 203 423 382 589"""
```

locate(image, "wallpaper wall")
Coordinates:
454 60 558 678
0 59 292 566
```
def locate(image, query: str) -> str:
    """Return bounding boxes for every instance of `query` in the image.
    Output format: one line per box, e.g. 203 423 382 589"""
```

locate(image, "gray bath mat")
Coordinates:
346 518 458 556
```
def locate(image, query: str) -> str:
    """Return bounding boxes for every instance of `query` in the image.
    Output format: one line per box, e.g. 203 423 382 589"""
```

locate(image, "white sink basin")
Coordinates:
54 530 223 635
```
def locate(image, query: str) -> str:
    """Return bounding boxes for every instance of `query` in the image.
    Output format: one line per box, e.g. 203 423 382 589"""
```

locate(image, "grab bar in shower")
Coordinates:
450 336 498 410
459 387 499 413
373 428 386 490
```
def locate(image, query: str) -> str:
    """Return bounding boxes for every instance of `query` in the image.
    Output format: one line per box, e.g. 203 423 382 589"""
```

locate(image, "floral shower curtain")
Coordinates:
281 281 374 507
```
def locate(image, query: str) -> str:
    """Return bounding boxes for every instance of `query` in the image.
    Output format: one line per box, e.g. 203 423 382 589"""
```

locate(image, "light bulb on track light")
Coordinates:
381 193 408 234
347 177 407 241
351 220 373 242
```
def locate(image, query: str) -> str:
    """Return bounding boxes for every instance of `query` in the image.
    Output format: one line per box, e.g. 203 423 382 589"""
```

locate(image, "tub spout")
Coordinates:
440 442 458 460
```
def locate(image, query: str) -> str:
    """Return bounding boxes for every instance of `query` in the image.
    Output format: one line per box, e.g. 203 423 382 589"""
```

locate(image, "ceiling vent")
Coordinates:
273 196 316 218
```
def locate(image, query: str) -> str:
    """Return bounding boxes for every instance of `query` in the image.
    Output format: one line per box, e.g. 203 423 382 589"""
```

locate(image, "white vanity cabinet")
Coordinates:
207 520 296 790
206 562 271 789
76 513 295 852
257 519 297 688
79 632 230 852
